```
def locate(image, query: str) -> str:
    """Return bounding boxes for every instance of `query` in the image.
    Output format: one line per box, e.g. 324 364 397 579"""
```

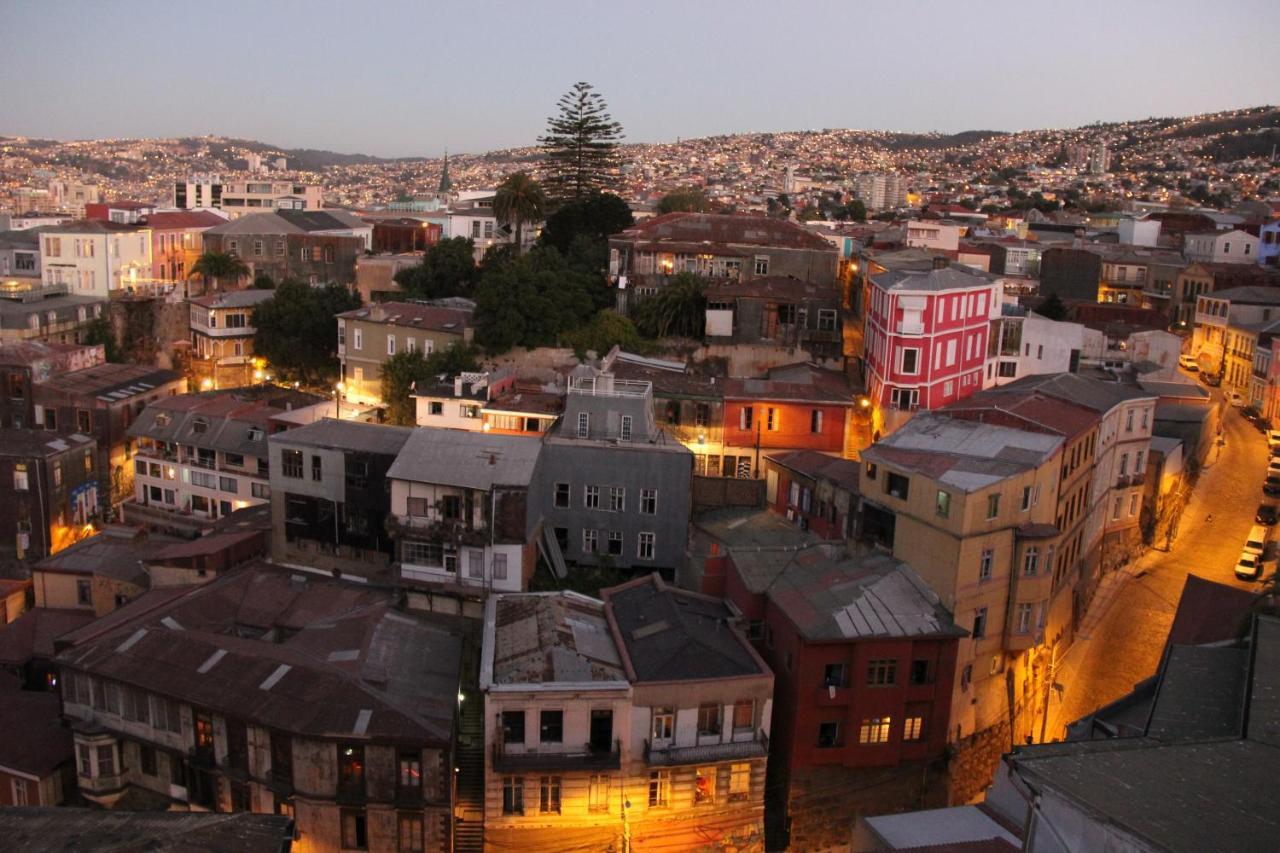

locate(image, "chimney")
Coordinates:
932 255 949 270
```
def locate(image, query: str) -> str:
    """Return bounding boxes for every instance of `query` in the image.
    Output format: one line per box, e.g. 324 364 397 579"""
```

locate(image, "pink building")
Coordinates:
142 210 227 289
864 264 999 435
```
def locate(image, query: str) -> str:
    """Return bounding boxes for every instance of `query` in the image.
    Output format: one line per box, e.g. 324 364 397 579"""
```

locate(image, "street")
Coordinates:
1043 389 1267 739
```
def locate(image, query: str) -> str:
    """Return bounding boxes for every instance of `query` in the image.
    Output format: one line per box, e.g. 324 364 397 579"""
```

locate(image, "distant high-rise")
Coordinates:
855 173 907 211
1088 142 1110 175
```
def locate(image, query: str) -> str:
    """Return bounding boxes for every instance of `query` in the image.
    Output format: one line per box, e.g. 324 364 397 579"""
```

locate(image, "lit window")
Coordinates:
859 717 891 745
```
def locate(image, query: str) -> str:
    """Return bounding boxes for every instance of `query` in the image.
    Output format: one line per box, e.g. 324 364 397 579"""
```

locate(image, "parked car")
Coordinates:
1230 391 1247 407
1257 504 1279 525
1179 354 1200 372
1268 429 1280 450
1201 372 1222 387
1264 475 1280 496
1267 458 1280 477
1236 550 1263 581
1245 525 1270 555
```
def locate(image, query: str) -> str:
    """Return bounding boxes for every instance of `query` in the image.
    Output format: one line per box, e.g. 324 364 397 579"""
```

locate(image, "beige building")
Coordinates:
861 415 1068 747
188 288 275 389
337 301 473 406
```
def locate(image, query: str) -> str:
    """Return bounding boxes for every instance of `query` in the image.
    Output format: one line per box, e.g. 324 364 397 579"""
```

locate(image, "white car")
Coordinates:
1268 429 1280 450
1236 550 1263 581
1179 354 1200 372
1268 458 1280 477
1230 391 1246 407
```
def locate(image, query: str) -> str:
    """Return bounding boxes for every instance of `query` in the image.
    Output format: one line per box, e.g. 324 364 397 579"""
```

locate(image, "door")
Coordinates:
589 709 613 752
766 469 778 504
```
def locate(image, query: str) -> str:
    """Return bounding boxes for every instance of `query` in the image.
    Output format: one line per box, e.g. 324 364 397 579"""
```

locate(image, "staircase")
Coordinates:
453 640 485 853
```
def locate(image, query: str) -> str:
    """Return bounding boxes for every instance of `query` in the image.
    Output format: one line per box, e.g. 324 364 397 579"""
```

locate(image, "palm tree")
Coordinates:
493 172 546 254
635 272 706 339
189 251 249 294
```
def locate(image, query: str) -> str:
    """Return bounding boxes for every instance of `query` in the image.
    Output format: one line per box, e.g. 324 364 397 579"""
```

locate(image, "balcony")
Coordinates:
644 730 768 767
568 376 651 399
895 320 925 336
1114 474 1144 489
492 740 621 773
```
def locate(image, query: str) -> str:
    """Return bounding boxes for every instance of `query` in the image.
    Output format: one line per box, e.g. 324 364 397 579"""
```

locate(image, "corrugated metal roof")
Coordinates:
387 429 541 490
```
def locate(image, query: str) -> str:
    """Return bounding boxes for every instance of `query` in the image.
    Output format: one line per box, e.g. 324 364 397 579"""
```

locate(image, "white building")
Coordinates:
1184 228 1259 265
855 174 908 211
173 176 325 219
39 221 151 299
1117 216 1161 248
904 220 961 253
985 311 1085 387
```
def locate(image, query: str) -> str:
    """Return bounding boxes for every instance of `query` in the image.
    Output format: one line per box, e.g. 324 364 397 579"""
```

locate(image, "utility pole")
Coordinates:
1038 644 1059 743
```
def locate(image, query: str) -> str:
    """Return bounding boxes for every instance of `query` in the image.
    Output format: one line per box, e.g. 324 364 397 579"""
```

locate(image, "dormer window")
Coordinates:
247 427 264 441
155 413 171 427
192 418 209 434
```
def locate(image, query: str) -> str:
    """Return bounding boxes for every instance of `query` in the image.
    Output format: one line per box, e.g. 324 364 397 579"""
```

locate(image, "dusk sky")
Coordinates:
3 0 1277 158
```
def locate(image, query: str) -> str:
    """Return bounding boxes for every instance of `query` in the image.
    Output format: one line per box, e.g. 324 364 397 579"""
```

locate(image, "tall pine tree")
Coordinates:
538 82 624 204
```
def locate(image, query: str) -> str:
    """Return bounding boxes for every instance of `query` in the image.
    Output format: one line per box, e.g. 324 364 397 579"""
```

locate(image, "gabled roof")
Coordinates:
189 288 276 310
387 429 541 490
337 300 471 332
705 275 838 301
269 418 413 457
765 450 860 492
613 212 835 252
870 265 996 293
998 372 1156 412
0 607 96 665
0 690 74 777
128 389 326 454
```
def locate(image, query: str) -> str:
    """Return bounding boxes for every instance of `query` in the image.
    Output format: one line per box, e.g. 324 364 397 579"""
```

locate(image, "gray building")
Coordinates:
531 375 692 576
268 418 414 580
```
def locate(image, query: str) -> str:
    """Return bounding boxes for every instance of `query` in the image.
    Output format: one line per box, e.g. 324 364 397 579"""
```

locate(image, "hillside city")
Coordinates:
1 89 1280 853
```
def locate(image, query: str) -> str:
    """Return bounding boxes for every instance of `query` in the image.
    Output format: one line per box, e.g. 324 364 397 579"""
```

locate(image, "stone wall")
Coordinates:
947 720 1010 805
107 297 190 369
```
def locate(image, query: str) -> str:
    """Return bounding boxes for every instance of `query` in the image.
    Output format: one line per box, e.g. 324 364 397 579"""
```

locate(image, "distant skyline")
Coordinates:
2 0 1277 158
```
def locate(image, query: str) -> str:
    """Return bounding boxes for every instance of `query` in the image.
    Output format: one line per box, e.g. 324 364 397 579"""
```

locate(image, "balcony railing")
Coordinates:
569 376 651 399
644 730 768 766
895 320 924 335
492 740 621 773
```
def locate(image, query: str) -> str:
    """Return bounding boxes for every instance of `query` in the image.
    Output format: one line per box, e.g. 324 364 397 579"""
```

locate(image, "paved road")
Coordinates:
1043 387 1267 739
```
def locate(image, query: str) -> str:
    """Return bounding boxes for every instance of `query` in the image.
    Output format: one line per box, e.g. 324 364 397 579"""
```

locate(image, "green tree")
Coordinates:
379 343 480 426
1036 291 1069 321
633 272 705 339
538 192 634 262
473 247 609 353
252 272 274 289
657 187 712 214
189 251 249 293
562 310 648 358
252 279 361 386
538 81 624 203
493 171 546 254
836 198 867 222
393 237 479 300
83 315 121 362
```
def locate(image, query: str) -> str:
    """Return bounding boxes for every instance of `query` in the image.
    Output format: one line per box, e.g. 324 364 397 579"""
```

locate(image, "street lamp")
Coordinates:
334 381 346 418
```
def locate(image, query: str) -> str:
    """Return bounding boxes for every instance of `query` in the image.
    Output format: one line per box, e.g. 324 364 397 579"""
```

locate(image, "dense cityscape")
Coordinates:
2 4 1280 851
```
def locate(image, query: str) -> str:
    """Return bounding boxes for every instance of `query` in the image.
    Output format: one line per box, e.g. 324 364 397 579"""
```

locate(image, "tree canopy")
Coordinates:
393 237 479 300
633 272 706 340
493 172 546 253
538 82 624 203
1036 291 1068 321
251 279 361 386
190 251 248 293
472 246 611 353
379 343 480 426
538 191 634 263
562 310 649 359
657 187 713 214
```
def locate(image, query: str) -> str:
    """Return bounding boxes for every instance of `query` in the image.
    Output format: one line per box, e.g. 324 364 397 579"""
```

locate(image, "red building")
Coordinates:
763 450 861 540
718 542 963 850
864 264 999 435
372 218 442 253
721 362 862 477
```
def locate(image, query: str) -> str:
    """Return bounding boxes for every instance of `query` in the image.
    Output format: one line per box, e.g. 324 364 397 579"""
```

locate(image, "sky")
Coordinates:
2 0 1277 158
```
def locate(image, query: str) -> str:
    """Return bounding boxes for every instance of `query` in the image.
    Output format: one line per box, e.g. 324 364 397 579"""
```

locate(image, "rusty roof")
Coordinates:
490 592 626 686
614 212 836 252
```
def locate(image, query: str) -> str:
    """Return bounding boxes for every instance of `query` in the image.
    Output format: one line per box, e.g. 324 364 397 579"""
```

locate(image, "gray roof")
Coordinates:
36 526 183 584
1248 616 1280 747
1010 738 1280 853
1145 645 1248 740
864 805 1021 851
0 808 293 853
760 548 965 641
190 288 276 309
1001 372 1157 412
870 265 995 292
1204 285 1280 305
269 418 413 457
203 209 367 236
489 592 626 687
386 428 542 490
605 575 763 683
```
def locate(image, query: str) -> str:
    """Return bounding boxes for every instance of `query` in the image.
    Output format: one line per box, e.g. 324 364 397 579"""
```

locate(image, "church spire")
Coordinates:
438 149 452 193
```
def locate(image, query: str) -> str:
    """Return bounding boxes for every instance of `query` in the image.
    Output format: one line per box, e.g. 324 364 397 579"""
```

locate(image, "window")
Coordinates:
899 347 920 375
311 454 322 482
139 744 157 777
733 699 754 731
697 702 722 735
886 472 909 499
986 494 1000 519
867 659 897 686
935 489 950 518
620 415 633 441
540 710 563 743
493 553 508 580
695 403 710 427
387 335 396 356
740 406 753 430
608 486 625 512
397 814 424 852
817 308 838 331
1125 409 1134 432
640 488 657 514
1112 497 1123 521
904 715 925 742
502 776 524 815
588 774 609 813
97 744 116 777
973 607 988 639
339 745 365 793
817 721 841 748
910 659 931 685
577 412 589 437
648 770 670 807
694 767 715 805
766 408 777 431
823 663 846 688
13 464 28 491
281 449 303 478
582 529 598 553
76 579 91 606
219 476 237 493
341 810 368 850
859 717 891 745
468 549 484 579
729 763 751 801
637 532 655 560
1021 485 1033 511
652 707 674 741
810 409 823 433
584 485 600 509
77 409 92 433
539 776 561 814
753 256 769 275
353 328 363 350
1017 602 1034 634
500 710 527 745
11 777 29 806
979 549 993 581
607 531 623 555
